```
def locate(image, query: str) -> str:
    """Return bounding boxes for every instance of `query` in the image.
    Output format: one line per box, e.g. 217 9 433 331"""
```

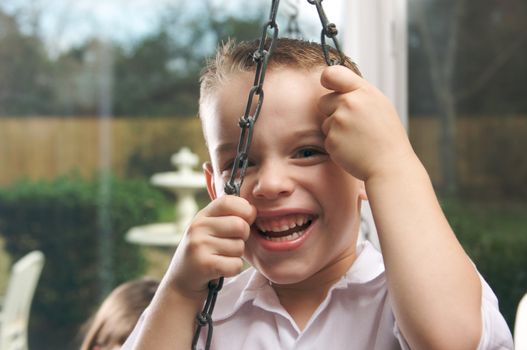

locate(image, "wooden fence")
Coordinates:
1 116 526 195
0 117 207 186
410 115 527 195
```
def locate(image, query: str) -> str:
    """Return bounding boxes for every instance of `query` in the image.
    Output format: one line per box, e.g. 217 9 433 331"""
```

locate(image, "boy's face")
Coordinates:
202 67 365 285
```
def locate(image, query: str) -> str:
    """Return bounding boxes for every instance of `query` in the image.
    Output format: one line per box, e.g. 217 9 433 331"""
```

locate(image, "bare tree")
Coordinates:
412 0 527 195
413 0 466 194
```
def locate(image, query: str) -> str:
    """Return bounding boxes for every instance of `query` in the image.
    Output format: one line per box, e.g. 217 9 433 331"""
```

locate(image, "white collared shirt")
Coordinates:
123 241 513 349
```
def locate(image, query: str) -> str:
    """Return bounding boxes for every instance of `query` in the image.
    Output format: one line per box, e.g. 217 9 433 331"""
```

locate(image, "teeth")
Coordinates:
264 230 306 242
256 214 312 233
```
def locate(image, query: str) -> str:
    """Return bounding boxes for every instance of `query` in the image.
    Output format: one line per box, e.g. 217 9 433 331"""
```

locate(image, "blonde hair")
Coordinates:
79 278 158 350
199 37 361 110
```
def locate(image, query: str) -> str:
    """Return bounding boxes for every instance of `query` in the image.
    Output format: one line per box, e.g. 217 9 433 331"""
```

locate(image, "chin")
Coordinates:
254 260 314 285
266 275 307 286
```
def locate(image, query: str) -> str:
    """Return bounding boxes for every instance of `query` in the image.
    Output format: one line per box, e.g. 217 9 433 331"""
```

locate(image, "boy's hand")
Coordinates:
318 65 416 181
165 195 256 301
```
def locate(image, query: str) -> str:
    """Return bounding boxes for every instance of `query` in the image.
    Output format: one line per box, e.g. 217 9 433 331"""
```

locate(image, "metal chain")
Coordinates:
223 0 281 197
191 1 282 349
191 279 223 350
192 1 346 348
307 0 346 66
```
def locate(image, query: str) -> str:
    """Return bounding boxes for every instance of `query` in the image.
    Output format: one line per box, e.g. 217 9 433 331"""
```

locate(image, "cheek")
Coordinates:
235 171 259 200
243 239 258 265
317 167 362 217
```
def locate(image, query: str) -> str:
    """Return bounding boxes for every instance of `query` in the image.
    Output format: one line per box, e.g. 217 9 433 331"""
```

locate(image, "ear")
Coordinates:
203 161 217 200
358 180 368 201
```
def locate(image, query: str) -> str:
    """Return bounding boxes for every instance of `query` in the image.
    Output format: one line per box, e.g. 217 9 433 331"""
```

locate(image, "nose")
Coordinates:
250 160 294 200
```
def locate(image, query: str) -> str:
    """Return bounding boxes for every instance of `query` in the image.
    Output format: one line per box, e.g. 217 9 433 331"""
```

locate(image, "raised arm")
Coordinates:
318 65 481 350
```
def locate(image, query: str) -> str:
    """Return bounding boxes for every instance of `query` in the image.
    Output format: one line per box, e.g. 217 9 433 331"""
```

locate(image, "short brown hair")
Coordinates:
199 38 361 108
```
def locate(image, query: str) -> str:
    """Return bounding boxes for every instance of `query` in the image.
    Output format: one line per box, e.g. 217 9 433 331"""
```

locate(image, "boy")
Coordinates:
123 39 513 349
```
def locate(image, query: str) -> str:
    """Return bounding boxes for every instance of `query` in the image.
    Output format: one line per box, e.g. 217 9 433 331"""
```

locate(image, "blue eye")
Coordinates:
300 149 316 157
295 148 325 158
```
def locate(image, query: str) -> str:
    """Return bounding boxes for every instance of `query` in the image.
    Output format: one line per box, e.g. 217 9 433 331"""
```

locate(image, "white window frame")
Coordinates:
341 0 408 248
342 0 408 128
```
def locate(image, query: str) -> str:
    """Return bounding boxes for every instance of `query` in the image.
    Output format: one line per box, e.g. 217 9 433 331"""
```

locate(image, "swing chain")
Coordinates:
224 0 281 197
191 279 223 350
192 1 282 349
192 0 346 348
307 0 346 66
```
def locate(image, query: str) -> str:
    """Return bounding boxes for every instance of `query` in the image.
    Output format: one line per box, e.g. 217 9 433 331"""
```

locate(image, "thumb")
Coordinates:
320 65 364 93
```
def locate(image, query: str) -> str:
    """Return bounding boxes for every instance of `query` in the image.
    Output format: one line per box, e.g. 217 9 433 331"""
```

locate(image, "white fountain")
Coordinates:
126 147 206 246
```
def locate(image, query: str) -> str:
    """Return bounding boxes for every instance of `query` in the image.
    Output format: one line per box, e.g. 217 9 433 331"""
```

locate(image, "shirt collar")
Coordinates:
213 240 385 321
339 240 385 285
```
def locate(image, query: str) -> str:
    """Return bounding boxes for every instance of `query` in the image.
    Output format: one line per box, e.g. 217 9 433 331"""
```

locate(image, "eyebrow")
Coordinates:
291 128 324 139
213 142 238 157
213 127 324 156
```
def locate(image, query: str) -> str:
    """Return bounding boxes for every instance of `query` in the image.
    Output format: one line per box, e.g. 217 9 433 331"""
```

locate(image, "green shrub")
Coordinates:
442 198 527 331
0 175 168 349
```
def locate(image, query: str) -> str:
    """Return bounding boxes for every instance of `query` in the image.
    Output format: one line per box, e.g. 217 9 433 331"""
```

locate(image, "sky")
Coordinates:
1 0 344 54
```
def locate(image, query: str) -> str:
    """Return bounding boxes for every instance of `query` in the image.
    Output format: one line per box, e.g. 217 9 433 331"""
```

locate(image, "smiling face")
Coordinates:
201 67 365 285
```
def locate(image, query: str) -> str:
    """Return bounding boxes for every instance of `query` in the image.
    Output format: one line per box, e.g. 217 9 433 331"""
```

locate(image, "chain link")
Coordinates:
191 279 223 350
192 0 346 348
224 0 281 197
192 1 281 349
307 0 346 66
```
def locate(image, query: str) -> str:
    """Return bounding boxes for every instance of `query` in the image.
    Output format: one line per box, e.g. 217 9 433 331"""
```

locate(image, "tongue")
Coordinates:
261 221 311 238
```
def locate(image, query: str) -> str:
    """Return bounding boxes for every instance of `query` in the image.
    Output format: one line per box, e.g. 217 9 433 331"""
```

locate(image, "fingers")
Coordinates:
185 195 253 274
318 66 366 119
169 195 256 296
201 195 256 226
320 65 364 93
186 228 247 279
185 229 245 256
201 216 252 241
208 256 244 279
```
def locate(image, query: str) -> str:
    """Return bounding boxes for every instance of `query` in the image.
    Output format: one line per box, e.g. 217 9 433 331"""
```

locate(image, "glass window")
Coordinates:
0 1 344 348
408 0 527 331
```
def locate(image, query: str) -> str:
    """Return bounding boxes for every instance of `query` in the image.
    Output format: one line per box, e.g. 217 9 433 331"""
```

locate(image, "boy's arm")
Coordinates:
125 195 256 349
366 157 482 350
130 283 204 349
319 66 482 350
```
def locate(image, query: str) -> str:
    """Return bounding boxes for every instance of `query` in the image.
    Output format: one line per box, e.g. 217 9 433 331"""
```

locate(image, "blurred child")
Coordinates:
123 39 513 349
80 277 158 350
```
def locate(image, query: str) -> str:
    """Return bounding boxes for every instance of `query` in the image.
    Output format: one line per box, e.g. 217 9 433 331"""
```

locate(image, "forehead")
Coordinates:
200 67 326 147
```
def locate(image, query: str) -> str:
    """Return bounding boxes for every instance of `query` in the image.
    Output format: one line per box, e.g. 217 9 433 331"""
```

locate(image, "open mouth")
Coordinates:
254 214 314 242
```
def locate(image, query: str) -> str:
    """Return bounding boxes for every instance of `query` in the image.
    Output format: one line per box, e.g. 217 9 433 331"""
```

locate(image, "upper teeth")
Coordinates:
256 214 312 233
